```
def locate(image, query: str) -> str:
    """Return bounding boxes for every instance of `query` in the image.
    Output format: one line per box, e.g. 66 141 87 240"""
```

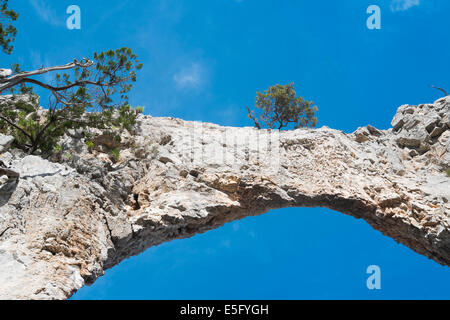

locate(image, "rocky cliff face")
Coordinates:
0 95 449 299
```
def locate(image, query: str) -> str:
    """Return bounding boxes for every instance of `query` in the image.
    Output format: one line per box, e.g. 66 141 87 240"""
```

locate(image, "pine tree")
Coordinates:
247 83 318 130
0 0 18 55
0 1 144 156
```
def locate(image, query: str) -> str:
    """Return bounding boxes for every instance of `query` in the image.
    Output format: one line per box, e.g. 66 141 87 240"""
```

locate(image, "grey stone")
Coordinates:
0 135 14 154
0 69 12 78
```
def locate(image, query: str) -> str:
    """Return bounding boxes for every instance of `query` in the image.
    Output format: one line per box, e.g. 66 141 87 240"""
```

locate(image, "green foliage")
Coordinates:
110 148 120 161
446 169 450 177
0 47 143 155
136 106 144 114
247 83 318 130
53 144 62 152
0 0 18 54
63 152 73 161
85 140 95 149
113 103 137 132
1 4 144 157
7 64 35 94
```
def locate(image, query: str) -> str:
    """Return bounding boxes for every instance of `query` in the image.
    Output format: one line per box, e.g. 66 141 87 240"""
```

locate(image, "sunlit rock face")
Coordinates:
0 95 448 299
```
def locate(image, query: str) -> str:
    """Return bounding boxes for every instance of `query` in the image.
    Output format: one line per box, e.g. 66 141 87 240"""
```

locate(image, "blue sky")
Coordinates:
3 0 449 299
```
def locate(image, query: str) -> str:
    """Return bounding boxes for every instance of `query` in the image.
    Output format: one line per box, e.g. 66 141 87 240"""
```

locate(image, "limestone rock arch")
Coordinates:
0 95 448 299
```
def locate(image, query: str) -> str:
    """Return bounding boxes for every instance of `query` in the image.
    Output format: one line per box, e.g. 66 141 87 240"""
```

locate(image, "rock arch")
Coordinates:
0 95 448 299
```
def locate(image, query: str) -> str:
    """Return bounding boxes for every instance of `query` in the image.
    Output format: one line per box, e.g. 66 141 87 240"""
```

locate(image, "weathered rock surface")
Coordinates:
0 95 449 299
0 69 12 79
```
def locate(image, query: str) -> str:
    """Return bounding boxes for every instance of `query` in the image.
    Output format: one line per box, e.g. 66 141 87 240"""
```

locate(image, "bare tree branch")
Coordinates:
246 106 261 129
431 85 448 97
0 167 20 178
0 115 33 140
0 59 93 93
20 77 114 92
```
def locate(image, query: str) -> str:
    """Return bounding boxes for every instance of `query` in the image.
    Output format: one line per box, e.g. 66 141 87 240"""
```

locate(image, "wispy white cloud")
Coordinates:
390 0 420 12
173 62 206 90
29 0 64 26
